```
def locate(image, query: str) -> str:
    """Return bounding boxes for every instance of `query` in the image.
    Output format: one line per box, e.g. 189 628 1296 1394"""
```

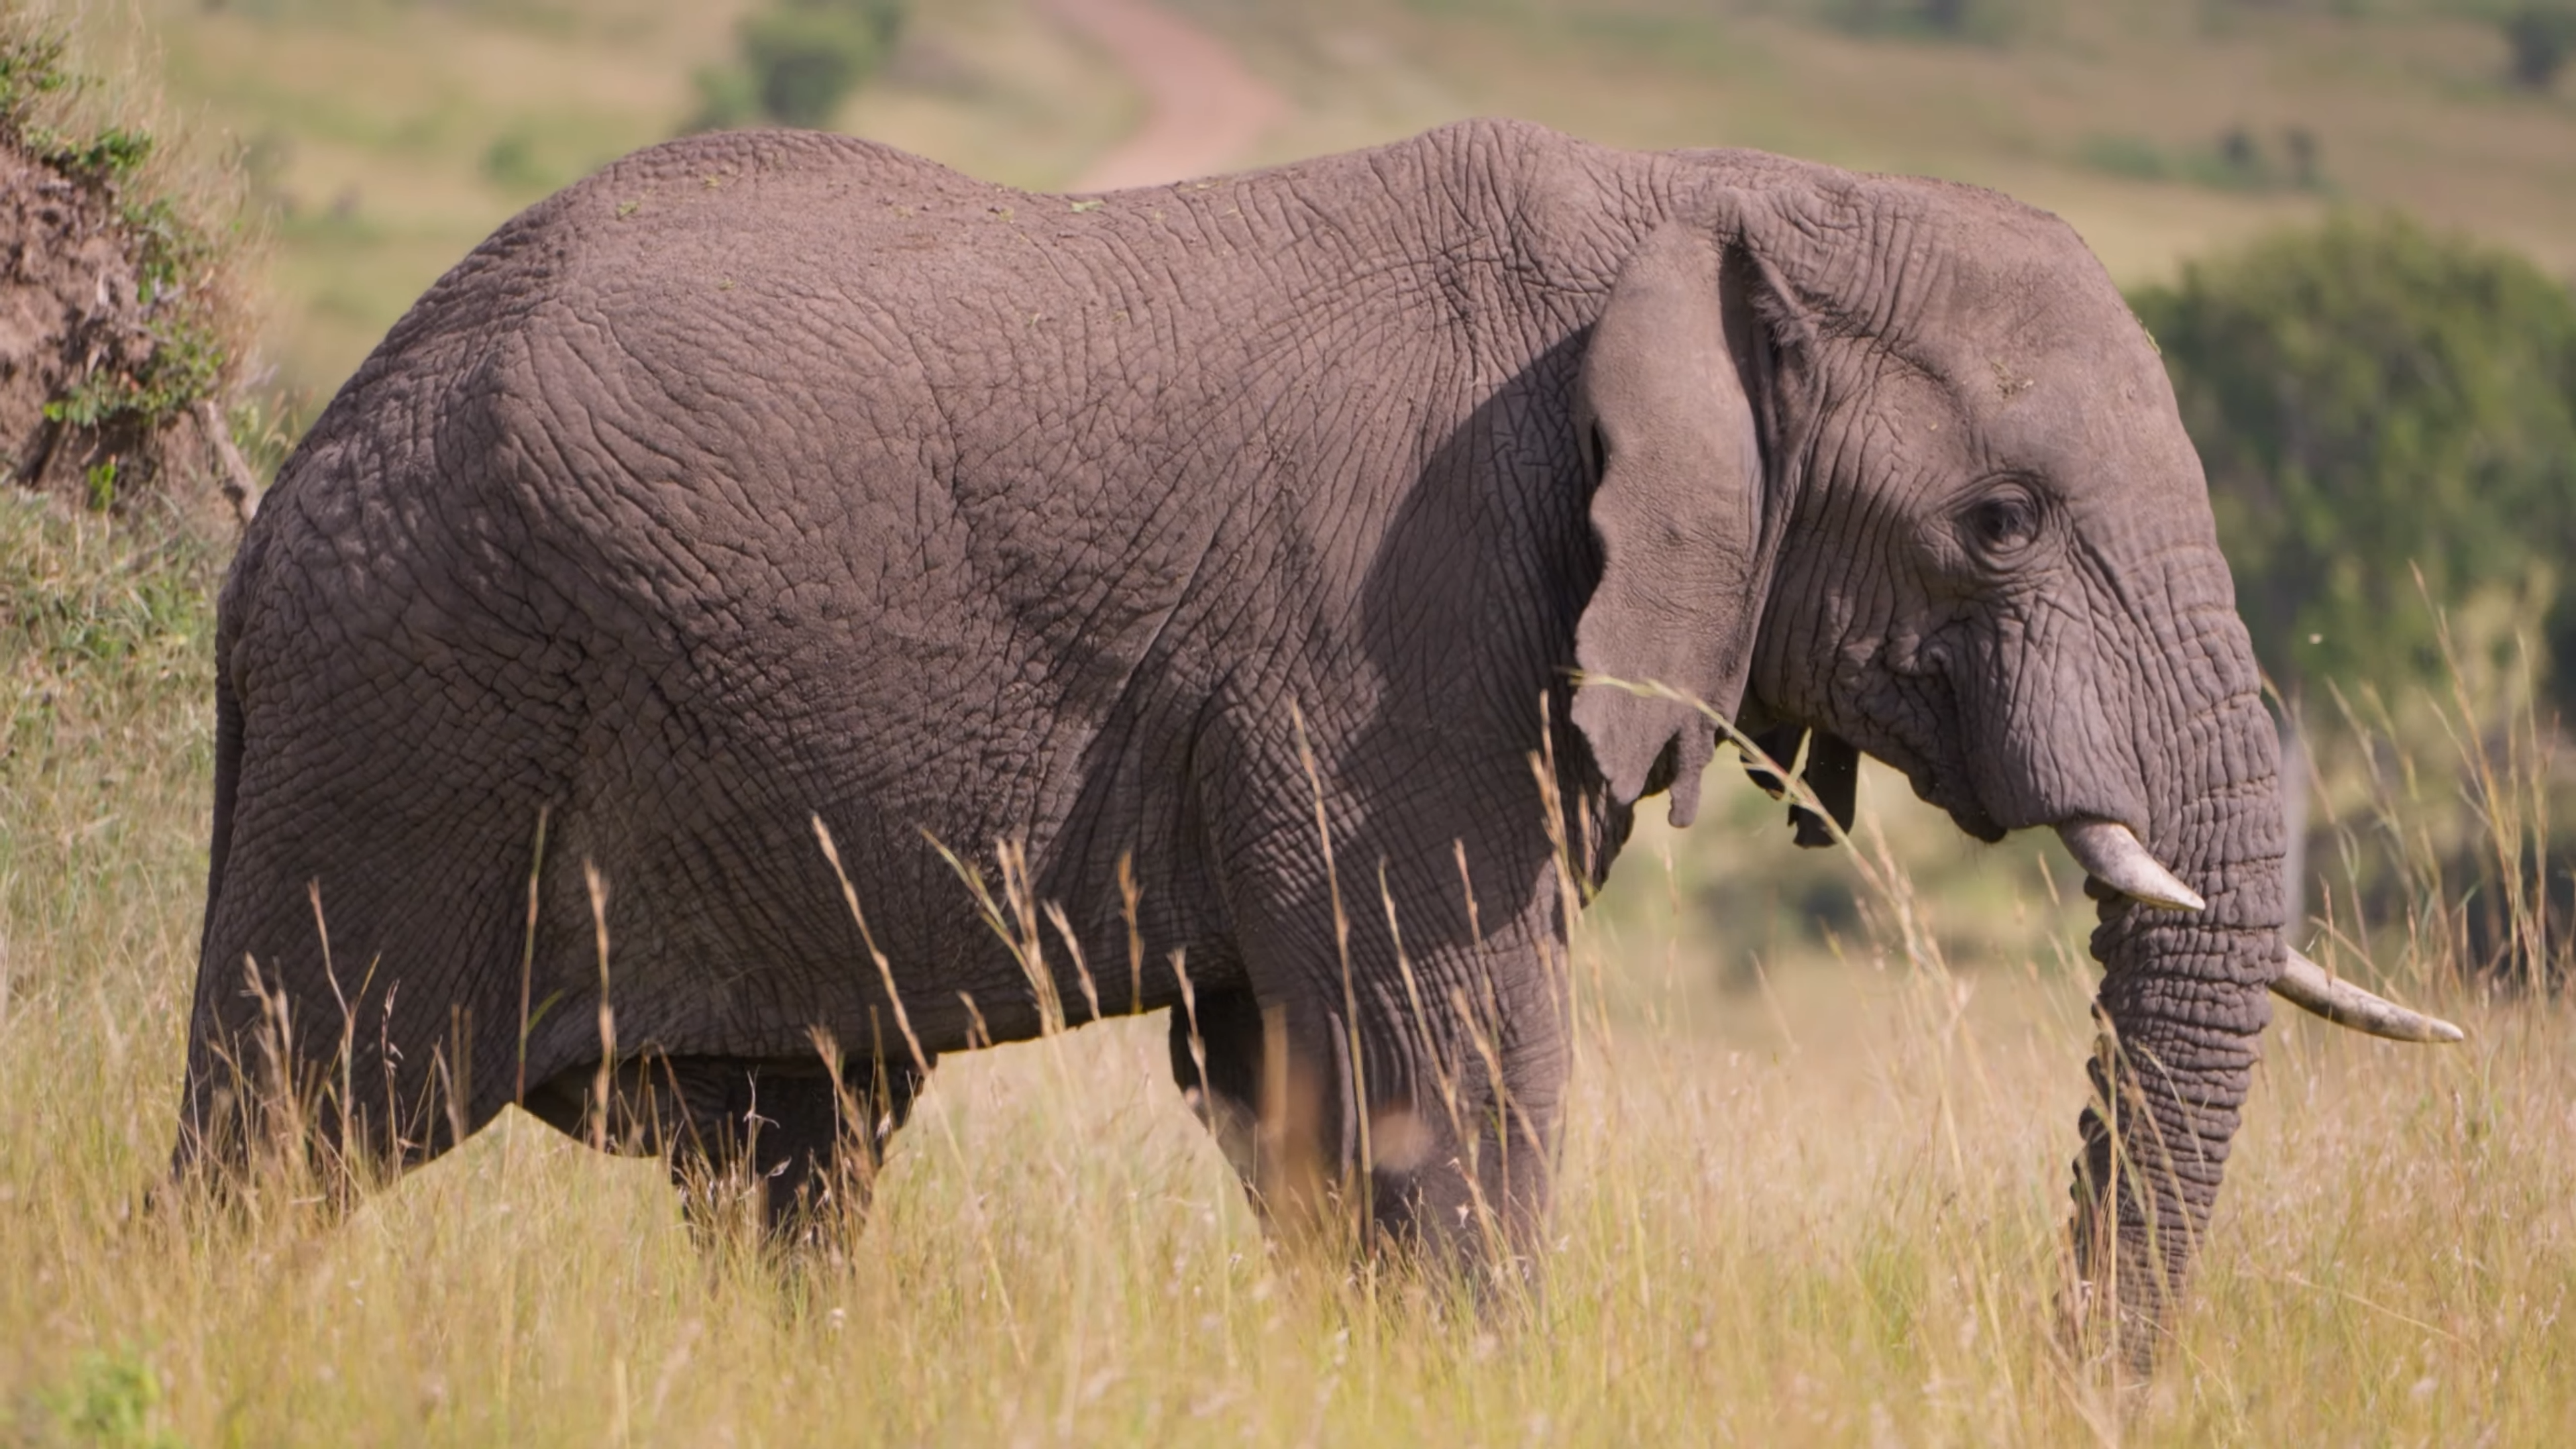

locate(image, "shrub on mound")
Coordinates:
0 28 254 521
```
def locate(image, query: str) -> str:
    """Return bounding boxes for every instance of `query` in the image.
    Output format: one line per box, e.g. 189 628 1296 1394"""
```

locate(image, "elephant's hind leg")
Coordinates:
1169 984 1268 1192
527 1053 923 1246
177 805 545 1205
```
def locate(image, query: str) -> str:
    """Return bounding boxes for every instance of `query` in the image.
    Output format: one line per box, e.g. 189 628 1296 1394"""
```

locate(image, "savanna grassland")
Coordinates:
6 0 2576 1443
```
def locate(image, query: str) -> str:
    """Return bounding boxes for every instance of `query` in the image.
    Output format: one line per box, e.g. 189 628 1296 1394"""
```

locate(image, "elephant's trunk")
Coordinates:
2066 692 2284 1366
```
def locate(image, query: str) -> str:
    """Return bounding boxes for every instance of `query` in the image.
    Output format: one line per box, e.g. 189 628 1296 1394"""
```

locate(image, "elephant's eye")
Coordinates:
1962 484 2043 561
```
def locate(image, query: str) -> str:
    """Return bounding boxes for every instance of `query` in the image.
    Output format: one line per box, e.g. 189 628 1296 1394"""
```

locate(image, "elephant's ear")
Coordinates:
1571 219 1774 828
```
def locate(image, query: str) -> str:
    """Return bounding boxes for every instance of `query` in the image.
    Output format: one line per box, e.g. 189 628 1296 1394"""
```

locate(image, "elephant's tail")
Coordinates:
170 635 246 1183
196 663 243 971
194 502 269 979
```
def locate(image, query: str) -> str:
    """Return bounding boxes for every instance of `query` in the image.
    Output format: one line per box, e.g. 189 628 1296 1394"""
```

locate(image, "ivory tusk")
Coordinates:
2273 947 2465 1044
2055 818 2208 914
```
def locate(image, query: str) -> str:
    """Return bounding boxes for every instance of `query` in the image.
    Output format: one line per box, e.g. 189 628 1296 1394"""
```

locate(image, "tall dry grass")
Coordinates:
4 494 2572 1444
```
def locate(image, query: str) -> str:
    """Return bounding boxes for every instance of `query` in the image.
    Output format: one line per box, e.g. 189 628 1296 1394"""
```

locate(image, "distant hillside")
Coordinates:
102 0 2576 419
107 0 1136 411
1165 0 2576 286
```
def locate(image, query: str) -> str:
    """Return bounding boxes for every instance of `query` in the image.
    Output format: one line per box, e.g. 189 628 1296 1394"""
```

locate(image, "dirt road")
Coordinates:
1038 0 1289 191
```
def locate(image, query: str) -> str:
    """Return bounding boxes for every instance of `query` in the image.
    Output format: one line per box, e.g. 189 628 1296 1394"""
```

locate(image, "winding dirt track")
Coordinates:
1038 0 1289 191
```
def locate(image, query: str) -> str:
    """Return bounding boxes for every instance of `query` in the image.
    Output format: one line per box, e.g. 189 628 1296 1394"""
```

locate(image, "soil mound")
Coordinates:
0 33 252 519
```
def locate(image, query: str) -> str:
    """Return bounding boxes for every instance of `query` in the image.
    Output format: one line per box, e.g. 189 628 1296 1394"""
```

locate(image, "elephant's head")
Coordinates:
1567 168 2455 1363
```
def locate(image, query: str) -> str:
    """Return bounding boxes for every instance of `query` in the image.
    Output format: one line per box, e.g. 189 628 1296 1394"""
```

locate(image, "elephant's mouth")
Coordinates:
1868 733 2004 844
1941 795 2006 845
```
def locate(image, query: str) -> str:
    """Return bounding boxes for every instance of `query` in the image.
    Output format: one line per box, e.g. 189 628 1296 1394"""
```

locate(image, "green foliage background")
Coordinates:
694 0 908 131
2130 215 2576 705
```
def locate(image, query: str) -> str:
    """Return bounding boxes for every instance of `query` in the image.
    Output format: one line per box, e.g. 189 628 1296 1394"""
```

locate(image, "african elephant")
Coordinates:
177 119 2452 1366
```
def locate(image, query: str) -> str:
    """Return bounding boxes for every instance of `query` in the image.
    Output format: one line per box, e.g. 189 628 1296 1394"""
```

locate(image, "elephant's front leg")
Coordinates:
1183 709 1578 1270
1370 933 1570 1275
1169 939 1567 1274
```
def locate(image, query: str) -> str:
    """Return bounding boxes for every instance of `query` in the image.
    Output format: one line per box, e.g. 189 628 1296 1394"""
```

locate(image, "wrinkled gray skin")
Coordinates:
180 121 2279 1364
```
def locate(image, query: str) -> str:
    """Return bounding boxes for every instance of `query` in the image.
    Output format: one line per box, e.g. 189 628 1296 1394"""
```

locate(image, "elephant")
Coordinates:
176 118 2455 1366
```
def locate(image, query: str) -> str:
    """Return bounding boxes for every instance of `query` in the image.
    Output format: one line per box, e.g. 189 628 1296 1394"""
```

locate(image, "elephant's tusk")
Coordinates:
2051 820 2459 1040
2273 947 2465 1044
2055 818 2208 913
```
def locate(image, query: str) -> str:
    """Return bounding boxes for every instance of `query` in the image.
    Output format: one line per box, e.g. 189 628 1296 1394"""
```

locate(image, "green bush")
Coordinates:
479 129 551 193
2129 214 2576 702
2504 4 2576 91
40 1348 184 1449
691 0 908 132
2078 125 2327 193
1823 0 2017 42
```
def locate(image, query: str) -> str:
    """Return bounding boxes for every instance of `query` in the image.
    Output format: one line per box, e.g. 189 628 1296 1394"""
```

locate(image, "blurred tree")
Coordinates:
2503 4 2576 91
691 0 908 133
2282 125 2320 189
2076 125 2328 193
2129 215 2576 704
1823 0 2015 42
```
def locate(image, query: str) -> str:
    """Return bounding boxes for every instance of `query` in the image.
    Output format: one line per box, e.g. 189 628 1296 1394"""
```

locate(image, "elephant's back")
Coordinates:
229 117 1623 752
250 131 998 598
229 129 1171 830
235 119 1635 696
270 131 1000 472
